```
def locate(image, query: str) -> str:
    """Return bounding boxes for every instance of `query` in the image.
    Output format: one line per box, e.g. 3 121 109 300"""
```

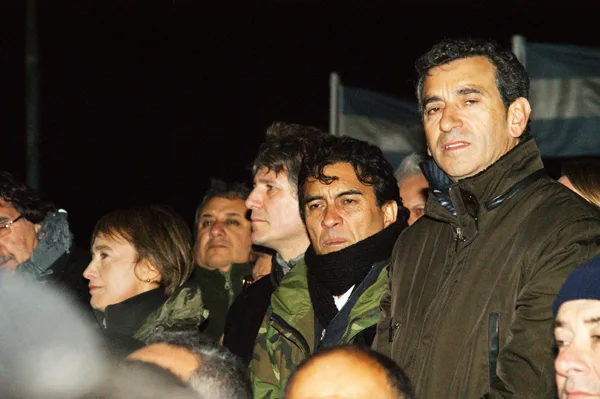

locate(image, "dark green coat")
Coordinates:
374 139 600 399
192 263 253 341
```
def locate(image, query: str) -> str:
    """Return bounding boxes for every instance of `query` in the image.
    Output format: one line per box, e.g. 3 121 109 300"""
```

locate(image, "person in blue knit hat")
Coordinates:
553 256 600 399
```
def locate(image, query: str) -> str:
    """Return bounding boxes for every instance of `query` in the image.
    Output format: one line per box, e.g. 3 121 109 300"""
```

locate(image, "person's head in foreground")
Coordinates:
284 345 415 399
416 38 531 182
394 153 428 226
553 256 600 398
128 327 252 399
559 158 600 208
83 205 194 312
0 271 106 399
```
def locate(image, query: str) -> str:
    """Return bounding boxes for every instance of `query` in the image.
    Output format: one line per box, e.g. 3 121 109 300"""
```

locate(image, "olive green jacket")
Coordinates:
192 263 254 341
134 283 210 343
250 257 388 399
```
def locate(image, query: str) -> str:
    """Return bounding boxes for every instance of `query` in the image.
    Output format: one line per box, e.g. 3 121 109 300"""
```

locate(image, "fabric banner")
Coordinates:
337 84 425 169
527 42 600 157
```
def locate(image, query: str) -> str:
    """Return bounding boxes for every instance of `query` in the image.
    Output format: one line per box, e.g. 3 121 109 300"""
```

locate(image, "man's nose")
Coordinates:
440 105 463 133
245 189 262 210
209 222 226 237
321 205 342 228
555 342 589 378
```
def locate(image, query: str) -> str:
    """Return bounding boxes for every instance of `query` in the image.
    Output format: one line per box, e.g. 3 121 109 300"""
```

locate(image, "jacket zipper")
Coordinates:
454 226 464 251
270 313 311 356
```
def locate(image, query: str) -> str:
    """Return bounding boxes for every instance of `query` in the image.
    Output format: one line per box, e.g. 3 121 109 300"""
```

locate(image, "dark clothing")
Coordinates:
97 283 209 358
223 254 301 365
46 246 92 317
374 138 600 398
191 263 253 341
99 288 165 356
223 275 274 365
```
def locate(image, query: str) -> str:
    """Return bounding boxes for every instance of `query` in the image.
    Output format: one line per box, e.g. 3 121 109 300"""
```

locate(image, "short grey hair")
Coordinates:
148 328 252 399
394 153 425 186
187 345 252 399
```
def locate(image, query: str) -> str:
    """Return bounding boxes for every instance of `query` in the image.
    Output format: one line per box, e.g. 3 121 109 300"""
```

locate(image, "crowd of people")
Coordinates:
2 37 600 399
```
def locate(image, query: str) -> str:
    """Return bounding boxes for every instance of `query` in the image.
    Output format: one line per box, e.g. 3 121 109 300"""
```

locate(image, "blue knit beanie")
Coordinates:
553 256 600 317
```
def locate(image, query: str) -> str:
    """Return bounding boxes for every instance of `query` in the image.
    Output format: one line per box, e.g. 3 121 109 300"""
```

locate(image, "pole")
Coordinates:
26 0 41 190
512 34 526 69
329 72 339 136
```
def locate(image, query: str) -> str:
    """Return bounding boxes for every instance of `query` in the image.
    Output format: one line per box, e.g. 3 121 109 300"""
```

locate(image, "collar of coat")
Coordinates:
423 137 547 223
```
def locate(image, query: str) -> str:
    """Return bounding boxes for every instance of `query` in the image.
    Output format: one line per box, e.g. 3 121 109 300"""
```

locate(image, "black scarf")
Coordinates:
305 221 405 329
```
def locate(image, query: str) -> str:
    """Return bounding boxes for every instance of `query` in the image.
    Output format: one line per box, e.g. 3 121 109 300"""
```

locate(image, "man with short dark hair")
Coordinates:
284 345 415 399
191 178 253 341
0 171 90 311
251 135 408 398
375 38 600 398
223 122 326 363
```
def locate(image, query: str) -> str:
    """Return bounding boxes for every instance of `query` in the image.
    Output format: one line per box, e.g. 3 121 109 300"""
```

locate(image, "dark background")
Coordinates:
2 1 598 247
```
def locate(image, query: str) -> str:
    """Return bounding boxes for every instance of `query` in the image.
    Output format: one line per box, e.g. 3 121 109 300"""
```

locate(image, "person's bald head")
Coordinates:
284 345 415 399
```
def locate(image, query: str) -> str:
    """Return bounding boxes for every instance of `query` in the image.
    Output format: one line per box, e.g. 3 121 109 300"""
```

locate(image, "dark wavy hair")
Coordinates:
92 205 193 296
415 37 530 133
297 135 402 221
252 122 326 195
0 171 56 224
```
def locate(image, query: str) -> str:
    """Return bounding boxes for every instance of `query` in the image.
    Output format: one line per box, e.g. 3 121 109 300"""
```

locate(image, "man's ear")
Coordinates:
507 97 531 139
382 201 398 227
34 223 42 234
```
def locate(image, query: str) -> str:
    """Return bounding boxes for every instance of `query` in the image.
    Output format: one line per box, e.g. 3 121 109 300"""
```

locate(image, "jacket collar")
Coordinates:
424 137 546 222
103 288 165 336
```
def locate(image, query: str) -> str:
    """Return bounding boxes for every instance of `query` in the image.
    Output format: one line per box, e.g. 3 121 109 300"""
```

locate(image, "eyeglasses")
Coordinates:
0 215 23 237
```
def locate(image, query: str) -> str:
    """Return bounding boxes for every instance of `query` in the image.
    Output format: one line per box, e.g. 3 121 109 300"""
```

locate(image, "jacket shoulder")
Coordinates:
134 285 209 342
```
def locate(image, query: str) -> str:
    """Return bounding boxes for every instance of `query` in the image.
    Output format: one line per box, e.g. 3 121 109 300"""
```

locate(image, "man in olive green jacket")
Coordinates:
374 38 600 399
250 135 408 399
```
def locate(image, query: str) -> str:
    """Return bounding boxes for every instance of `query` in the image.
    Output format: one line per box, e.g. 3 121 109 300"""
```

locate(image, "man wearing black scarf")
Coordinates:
250 136 409 399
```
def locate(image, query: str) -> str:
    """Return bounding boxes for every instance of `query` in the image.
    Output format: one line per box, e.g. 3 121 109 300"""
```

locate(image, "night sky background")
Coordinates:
3 1 598 247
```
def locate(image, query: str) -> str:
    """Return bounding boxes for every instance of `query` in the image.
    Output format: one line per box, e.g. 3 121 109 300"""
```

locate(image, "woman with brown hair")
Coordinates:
83 205 208 355
559 158 600 208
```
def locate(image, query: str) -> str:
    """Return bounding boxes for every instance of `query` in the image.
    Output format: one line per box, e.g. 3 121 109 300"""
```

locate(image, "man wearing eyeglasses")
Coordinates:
0 171 91 314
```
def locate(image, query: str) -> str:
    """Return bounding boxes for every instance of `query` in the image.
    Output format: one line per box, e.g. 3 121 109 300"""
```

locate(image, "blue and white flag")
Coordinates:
335 83 425 169
527 42 600 157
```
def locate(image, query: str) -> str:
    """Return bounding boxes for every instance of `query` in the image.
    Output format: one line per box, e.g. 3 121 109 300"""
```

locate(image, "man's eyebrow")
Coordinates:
584 316 600 325
337 189 363 198
422 95 443 109
304 194 324 203
456 87 482 96
256 177 276 185
0 216 10 223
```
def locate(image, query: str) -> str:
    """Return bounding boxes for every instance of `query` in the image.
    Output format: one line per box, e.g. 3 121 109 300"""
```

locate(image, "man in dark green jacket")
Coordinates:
192 178 253 341
250 135 409 399
374 38 600 399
